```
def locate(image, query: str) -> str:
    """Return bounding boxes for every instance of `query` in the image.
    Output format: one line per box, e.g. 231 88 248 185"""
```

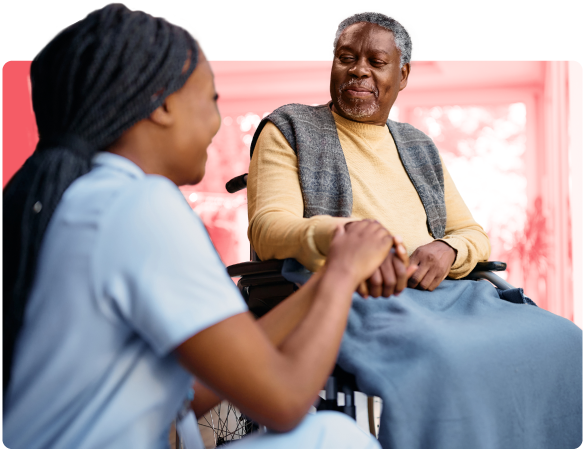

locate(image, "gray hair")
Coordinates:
333 12 412 68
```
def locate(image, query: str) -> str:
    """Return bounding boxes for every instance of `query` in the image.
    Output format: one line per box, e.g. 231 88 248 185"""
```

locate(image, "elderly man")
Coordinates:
247 12 489 296
244 12 582 449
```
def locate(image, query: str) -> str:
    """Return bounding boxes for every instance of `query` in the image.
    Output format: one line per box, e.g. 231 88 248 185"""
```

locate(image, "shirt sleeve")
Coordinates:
436 158 491 278
247 122 354 272
96 176 248 357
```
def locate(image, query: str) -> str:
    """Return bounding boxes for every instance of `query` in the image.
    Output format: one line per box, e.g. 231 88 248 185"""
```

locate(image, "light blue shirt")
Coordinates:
3 152 247 448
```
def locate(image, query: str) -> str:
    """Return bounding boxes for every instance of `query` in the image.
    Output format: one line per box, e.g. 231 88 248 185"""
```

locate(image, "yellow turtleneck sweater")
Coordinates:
247 110 490 277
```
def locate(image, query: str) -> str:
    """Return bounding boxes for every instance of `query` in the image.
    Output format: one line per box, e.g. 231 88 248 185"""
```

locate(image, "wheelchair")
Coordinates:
197 172 514 444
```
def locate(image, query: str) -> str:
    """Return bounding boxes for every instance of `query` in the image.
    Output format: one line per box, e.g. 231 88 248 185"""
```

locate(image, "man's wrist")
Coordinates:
435 239 457 265
314 218 356 256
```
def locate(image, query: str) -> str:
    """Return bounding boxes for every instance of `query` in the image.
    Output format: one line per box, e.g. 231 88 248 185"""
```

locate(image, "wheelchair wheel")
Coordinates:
197 401 258 448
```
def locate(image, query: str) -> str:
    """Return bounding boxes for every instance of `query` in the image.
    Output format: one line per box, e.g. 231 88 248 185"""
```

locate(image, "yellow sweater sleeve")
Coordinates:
437 158 491 278
247 122 353 272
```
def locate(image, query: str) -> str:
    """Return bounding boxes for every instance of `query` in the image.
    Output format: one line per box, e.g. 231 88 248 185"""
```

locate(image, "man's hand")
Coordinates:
408 240 456 291
343 222 417 298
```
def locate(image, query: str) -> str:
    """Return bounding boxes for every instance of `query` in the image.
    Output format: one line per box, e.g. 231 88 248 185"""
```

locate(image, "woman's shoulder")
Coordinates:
67 158 188 217
86 174 203 256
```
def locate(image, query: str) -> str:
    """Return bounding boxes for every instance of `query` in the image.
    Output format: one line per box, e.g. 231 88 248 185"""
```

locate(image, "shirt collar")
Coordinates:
92 152 145 179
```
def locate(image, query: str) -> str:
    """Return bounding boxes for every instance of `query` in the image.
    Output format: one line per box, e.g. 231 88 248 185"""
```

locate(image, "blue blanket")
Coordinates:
282 260 582 448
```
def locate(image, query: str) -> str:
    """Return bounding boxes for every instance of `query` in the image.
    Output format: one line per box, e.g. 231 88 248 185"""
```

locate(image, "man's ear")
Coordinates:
399 62 410 91
149 100 174 127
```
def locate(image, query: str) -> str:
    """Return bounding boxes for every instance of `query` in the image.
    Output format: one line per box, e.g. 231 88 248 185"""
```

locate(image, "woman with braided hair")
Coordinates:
1 4 408 448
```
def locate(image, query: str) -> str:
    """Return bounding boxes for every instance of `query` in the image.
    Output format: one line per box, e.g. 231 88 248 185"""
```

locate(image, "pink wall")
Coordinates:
2 61 579 321
568 63 583 327
2 62 37 186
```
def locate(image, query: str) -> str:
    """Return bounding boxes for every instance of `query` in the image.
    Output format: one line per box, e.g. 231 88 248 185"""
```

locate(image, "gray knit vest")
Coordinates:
250 103 447 238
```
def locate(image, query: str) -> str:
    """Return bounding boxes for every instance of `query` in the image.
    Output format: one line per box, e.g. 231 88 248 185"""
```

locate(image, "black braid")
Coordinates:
2 3 199 394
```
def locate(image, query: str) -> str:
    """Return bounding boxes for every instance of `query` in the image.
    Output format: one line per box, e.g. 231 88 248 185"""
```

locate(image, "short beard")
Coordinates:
336 79 380 119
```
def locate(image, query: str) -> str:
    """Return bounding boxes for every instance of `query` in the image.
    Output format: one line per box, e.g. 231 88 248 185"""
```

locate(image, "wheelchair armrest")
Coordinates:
227 259 284 278
465 261 515 290
229 260 506 276
472 261 506 272
238 273 289 288
228 260 293 318
465 271 515 290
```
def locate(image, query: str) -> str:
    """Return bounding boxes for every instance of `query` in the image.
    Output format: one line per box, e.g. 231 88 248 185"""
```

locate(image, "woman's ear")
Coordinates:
149 100 174 127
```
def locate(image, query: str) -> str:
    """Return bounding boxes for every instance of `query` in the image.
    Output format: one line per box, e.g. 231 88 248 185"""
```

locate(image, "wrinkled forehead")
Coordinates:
336 22 397 54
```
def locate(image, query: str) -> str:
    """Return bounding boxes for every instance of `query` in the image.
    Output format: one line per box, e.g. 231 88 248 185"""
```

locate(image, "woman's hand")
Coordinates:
357 236 418 298
325 220 394 291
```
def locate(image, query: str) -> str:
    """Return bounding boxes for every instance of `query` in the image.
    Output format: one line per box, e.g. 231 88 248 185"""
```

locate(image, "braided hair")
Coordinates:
2 3 199 393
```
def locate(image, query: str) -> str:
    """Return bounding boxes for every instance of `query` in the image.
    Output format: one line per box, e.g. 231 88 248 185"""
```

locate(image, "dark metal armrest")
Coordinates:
228 259 292 318
472 261 506 272
227 259 284 278
466 271 515 290
466 261 515 290
238 273 289 288
225 173 248 193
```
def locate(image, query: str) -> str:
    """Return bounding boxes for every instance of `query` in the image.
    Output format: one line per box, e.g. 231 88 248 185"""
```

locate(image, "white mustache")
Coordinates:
339 79 379 98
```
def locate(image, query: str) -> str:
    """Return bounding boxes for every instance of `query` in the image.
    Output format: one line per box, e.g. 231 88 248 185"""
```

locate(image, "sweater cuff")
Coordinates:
436 237 465 266
437 237 474 278
312 216 358 256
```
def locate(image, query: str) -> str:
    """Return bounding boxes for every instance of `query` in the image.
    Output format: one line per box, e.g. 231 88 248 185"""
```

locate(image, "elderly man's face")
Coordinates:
330 22 410 125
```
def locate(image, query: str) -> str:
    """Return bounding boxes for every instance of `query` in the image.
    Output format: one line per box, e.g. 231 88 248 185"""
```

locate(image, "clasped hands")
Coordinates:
342 220 456 298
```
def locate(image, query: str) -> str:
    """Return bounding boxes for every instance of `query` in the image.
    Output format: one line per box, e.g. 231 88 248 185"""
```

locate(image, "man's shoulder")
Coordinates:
251 103 334 156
